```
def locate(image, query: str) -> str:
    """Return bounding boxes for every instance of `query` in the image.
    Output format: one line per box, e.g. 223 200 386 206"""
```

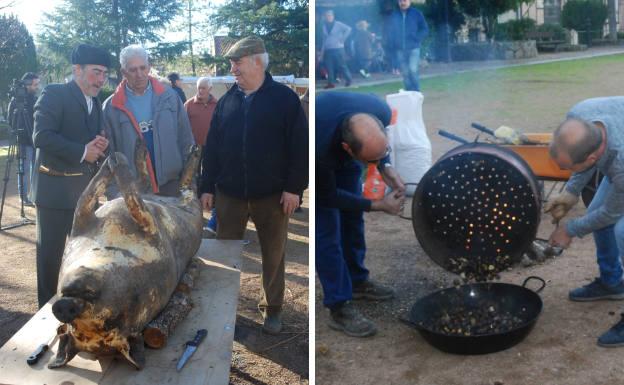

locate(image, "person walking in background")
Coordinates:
353 20 374 78
384 0 429 91
32 43 110 307
168 72 187 103
321 9 353 89
184 76 218 234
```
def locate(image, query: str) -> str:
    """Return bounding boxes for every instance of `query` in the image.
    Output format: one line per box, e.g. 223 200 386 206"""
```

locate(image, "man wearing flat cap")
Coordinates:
32 43 110 307
200 36 308 334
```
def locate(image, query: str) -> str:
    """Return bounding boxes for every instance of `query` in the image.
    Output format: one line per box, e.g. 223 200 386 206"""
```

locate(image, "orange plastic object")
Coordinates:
390 108 398 125
502 133 572 180
363 163 386 200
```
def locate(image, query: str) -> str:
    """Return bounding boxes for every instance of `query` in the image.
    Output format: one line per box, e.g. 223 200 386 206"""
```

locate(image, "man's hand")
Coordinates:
281 191 300 216
380 165 406 197
94 130 109 152
200 193 214 211
371 190 405 215
544 191 579 224
84 137 106 163
549 224 573 249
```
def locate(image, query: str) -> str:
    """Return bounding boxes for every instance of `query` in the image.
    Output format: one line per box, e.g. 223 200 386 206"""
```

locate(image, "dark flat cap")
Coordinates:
167 72 180 82
224 36 266 59
71 44 111 67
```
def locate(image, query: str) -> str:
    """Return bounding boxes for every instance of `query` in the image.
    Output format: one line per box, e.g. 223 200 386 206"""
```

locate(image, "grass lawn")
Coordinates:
340 54 624 135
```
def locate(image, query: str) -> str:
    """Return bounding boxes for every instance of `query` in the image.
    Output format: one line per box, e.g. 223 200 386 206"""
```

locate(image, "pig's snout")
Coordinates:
52 297 86 323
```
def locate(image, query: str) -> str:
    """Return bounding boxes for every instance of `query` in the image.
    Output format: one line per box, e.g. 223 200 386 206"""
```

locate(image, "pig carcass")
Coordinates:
48 143 203 370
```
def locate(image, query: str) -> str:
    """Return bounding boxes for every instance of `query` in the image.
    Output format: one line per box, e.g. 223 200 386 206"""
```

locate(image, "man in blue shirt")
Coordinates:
317 91 406 337
384 0 429 91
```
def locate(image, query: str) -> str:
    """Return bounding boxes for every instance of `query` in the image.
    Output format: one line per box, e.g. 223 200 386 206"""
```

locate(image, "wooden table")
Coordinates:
0 239 242 385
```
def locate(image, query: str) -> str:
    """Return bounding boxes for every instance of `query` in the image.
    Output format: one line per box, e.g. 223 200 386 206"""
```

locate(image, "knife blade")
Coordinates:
176 329 207 372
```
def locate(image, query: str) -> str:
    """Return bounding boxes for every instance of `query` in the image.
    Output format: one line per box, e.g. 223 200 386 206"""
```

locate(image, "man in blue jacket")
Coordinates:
317 91 405 337
384 0 429 91
200 36 308 335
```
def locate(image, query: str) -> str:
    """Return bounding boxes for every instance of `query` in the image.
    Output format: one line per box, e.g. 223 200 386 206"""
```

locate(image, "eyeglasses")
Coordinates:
367 146 392 164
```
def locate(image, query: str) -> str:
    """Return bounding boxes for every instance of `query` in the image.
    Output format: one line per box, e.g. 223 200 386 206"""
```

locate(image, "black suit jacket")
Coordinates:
32 80 102 209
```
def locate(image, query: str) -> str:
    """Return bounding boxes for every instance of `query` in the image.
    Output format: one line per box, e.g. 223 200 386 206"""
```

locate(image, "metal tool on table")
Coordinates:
471 122 539 145
176 329 207 371
27 332 59 365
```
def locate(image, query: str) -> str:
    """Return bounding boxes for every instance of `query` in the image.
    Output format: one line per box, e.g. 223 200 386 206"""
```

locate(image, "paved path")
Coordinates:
318 44 624 89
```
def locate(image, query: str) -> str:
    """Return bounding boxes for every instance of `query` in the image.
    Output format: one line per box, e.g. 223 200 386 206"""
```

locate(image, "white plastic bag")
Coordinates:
385 91 431 196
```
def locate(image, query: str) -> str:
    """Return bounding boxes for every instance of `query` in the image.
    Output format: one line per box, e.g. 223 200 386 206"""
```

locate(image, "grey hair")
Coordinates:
251 52 269 70
550 118 603 164
120 45 149 70
196 76 212 87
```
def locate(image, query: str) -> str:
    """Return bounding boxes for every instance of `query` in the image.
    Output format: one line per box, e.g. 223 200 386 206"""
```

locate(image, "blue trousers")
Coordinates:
396 48 421 91
316 161 369 308
17 144 34 202
588 177 624 286
324 48 352 85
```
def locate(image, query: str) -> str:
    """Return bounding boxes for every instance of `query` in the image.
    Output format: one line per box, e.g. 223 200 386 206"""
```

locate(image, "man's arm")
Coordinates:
200 103 221 195
414 9 429 42
317 162 371 211
284 93 309 195
33 86 85 163
176 95 195 158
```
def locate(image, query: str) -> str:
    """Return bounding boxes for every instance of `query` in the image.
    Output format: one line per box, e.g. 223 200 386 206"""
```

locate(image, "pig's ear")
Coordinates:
179 144 201 193
133 137 152 194
72 155 114 236
110 152 158 236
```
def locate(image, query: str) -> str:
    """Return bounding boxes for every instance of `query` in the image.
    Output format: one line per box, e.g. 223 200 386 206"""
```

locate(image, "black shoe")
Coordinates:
352 280 395 301
598 314 624 347
345 79 352 87
328 302 376 337
324 83 335 89
262 311 282 335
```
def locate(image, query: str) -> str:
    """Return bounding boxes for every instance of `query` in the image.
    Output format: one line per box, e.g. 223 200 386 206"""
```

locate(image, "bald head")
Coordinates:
341 113 389 161
550 118 603 165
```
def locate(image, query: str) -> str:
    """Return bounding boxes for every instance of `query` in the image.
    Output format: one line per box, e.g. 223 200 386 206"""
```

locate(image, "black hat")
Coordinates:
71 44 111 67
168 72 180 83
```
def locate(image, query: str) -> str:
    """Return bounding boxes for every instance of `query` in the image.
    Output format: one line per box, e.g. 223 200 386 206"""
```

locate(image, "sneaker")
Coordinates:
203 224 216 236
598 314 624 347
324 83 335 89
359 69 368 78
352 280 395 301
328 302 377 337
23 200 34 207
262 311 282 335
569 278 624 301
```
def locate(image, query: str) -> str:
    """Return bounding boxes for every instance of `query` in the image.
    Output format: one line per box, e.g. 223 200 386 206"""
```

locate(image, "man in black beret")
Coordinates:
31 43 111 307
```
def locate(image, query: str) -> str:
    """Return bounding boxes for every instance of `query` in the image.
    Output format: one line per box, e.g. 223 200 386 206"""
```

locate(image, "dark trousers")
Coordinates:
324 48 352 85
216 191 288 315
36 207 74 308
316 161 369 308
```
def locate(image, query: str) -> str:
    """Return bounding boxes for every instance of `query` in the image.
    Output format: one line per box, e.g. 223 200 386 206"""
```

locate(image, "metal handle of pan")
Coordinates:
521 276 546 293
399 183 418 220
471 122 496 136
438 129 470 144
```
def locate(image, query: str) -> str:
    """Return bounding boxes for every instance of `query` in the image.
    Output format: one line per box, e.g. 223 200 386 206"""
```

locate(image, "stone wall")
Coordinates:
450 41 538 61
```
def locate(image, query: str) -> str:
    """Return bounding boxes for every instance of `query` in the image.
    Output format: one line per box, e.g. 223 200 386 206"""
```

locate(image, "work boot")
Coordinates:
328 302 377 337
262 311 282 335
598 314 624 347
569 278 624 301
352 280 395 301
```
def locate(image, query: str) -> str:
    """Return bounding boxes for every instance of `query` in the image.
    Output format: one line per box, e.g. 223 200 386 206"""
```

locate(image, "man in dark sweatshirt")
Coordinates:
316 91 405 337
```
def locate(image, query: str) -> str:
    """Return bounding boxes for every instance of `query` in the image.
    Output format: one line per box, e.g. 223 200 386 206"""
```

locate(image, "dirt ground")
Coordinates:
0 174 308 385
316 55 624 385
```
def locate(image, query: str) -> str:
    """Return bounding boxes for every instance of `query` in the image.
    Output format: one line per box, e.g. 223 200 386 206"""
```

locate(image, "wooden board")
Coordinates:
0 239 243 385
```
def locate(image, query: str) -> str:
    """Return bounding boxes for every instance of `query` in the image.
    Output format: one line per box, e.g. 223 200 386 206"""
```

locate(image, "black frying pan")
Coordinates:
401 276 545 354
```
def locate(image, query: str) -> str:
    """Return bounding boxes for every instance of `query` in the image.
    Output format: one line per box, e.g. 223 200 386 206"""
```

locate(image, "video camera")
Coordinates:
8 78 27 106
7 78 33 144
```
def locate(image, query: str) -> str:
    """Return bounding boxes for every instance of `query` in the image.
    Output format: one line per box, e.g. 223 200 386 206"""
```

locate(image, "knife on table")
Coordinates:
176 329 207 372
27 333 59 365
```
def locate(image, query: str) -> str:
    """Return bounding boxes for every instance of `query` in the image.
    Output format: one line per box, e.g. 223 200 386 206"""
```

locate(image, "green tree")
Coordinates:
561 0 608 43
458 0 530 40
422 0 466 61
0 15 37 106
38 0 183 79
207 0 309 76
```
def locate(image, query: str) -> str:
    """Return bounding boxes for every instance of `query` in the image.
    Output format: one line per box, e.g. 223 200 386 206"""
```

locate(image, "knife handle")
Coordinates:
188 329 207 347
27 343 49 365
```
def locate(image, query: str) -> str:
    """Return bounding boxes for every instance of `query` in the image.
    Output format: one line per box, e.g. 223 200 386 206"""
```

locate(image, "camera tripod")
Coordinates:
0 105 35 230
